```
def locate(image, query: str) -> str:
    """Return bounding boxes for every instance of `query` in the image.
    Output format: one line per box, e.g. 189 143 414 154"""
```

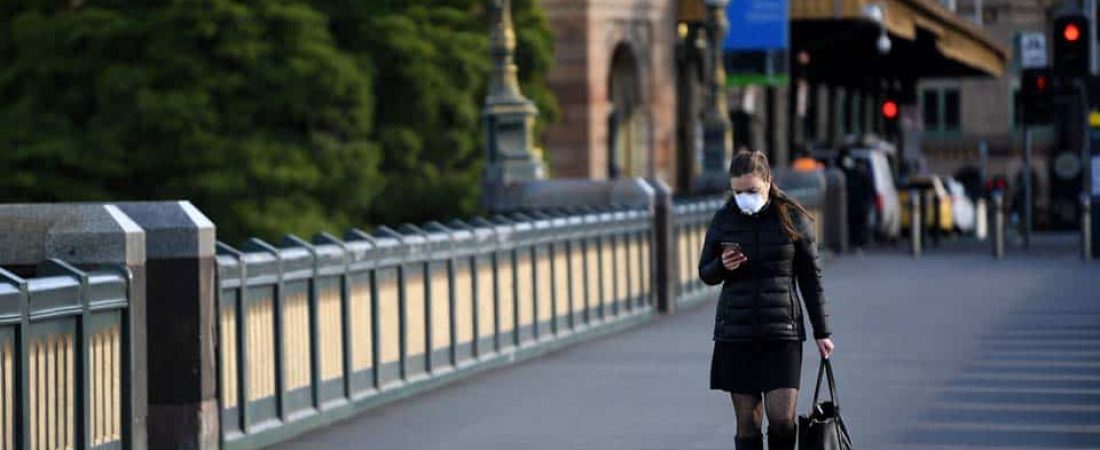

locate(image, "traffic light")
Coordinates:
1053 12 1089 77
881 99 899 135
1021 67 1052 125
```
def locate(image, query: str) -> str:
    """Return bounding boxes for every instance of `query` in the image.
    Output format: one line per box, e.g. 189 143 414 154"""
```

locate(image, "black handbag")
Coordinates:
798 358 853 450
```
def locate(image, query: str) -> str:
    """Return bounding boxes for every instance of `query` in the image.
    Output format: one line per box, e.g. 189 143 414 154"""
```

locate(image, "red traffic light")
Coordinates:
1035 75 1047 91
1064 23 1081 41
881 100 898 119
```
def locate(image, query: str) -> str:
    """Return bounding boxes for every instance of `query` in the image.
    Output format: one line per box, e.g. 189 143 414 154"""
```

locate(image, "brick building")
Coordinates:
540 0 679 185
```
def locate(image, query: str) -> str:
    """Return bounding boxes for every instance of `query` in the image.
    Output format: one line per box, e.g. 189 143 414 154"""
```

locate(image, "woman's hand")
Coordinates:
816 338 835 359
721 248 747 271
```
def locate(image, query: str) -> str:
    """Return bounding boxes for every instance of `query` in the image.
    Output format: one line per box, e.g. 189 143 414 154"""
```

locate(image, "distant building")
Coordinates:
539 0 679 186
921 0 1080 229
537 0 1007 201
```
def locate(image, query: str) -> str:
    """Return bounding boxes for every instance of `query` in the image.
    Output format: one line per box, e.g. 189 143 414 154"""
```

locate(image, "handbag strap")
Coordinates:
810 357 840 411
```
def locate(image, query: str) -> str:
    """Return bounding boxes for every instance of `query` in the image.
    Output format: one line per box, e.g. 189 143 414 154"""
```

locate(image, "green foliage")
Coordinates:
318 0 559 225
0 0 557 241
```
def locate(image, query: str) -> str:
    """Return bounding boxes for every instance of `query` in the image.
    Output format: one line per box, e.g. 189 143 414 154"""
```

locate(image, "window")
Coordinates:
943 89 960 130
982 5 999 24
922 87 961 133
922 90 939 129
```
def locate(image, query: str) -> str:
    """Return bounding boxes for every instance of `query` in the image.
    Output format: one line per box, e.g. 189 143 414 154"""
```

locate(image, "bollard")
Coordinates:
1083 194 1092 261
992 192 1005 259
931 191 942 247
909 189 921 258
975 198 988 240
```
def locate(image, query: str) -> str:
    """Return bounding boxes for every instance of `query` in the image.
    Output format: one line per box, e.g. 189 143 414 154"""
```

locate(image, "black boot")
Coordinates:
767 425 796 450
735 435 763 450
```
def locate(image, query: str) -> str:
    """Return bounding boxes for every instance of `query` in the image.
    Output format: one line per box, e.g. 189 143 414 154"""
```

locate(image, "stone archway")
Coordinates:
608 43 649 179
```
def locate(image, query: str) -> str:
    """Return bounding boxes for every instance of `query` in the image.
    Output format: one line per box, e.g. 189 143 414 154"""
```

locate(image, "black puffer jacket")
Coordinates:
698 196 831 342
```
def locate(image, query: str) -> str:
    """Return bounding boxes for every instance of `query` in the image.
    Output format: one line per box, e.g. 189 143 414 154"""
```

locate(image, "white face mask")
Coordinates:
734 191 768 215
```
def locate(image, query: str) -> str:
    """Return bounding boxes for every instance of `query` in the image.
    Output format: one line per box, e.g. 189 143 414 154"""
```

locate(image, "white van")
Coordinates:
846 141 901 241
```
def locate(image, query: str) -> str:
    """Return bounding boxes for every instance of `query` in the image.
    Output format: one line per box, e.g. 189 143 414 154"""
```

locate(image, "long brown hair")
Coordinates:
728 150 813 241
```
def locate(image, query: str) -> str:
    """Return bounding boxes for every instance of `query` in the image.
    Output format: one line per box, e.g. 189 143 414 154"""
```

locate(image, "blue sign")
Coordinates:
724 0 789 51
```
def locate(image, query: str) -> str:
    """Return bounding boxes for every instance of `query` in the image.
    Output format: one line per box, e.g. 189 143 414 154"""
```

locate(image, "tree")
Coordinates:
0 0 558 240
316 0 558 225
0 1 382 242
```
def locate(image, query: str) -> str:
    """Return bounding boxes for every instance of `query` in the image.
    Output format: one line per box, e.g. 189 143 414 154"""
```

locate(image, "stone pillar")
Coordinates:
768 84 790 165
116 202 218 450
872 82 884 136
483 0 544 211
789 79 806 156
829 85 845 148
646 178 677 314
848 89 861 137
0 204 148 450
814 83 829 145
865 86 877 136
698 0 733 192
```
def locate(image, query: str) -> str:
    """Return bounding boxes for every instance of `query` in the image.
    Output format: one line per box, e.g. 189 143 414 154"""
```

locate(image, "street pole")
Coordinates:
698 0 732 192
1023 126 1033 250
1089 0 1098 75
1087 0 1097 260
1078 79 1094 260
481 0 543 211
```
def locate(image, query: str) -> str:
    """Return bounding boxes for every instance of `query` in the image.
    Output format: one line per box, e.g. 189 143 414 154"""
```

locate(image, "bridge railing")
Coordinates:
0 260 134 450
213 205 655 449
0 193 737 450
672 196 727 307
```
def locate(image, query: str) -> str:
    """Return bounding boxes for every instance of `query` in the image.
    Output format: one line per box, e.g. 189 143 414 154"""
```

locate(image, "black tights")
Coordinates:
730 388 798 438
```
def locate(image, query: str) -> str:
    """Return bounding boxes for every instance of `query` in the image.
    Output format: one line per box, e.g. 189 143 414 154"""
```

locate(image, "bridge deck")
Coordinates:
272 234 1099 449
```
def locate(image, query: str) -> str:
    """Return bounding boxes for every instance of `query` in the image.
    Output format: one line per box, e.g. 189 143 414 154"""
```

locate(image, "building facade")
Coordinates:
537 0 1007 200
540 0 679 186
920 0 1082 228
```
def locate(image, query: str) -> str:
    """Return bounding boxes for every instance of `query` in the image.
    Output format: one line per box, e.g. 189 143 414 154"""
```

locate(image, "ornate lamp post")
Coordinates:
698 0 733 192
483 0 544 209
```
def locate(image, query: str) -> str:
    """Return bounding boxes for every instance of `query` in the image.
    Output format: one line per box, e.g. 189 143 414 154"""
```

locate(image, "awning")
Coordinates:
792 0 1009 80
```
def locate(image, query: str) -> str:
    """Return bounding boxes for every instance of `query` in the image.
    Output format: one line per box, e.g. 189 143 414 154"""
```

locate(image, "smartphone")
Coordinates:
720 242 742 255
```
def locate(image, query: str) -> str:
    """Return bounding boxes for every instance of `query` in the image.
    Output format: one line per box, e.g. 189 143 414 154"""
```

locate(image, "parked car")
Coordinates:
945 177 976 234
846 143 901 241
899 175 954 234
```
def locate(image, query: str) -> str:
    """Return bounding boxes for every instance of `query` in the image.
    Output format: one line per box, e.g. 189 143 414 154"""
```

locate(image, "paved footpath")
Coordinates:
273 234 1098 450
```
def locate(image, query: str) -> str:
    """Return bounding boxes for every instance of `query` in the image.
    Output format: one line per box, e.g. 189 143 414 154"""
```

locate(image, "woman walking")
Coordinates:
698 151 835 450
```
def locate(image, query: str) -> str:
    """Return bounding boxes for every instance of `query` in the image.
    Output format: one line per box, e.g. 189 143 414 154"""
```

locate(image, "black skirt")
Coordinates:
709 340 803 393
